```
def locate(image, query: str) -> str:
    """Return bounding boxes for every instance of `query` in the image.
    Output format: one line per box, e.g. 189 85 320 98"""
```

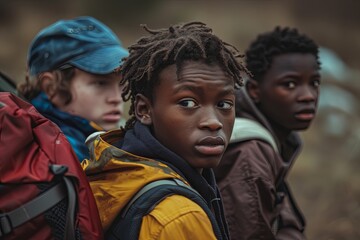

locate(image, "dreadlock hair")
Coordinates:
120 21 250 131
245 26 320 82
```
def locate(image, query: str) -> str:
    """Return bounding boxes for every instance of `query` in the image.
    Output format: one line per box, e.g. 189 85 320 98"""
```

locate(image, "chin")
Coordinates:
101 124 118 131
293 124 311 131
194 160 221 170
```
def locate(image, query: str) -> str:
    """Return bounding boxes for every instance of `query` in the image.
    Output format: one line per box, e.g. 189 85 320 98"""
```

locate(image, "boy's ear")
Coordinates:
134 94 152 125
246 79 260 103
40 72 57 99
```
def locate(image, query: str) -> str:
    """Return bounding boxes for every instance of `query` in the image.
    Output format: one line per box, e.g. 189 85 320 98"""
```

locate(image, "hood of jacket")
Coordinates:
31 92 99 160
234 87 303 169
82 121 228 235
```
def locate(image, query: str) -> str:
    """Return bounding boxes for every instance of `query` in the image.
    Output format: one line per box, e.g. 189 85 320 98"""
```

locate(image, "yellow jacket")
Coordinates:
82 129 218 240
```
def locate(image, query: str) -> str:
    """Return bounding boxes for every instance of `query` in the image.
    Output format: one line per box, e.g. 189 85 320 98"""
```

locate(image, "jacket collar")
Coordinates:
121 121 229 238
117 121 220 204
31 92 96 135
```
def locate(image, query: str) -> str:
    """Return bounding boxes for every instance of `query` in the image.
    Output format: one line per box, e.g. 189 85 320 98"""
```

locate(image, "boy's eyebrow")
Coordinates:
173 84 235 96
221 88 236 96
173 84 202 94
277 70 320 78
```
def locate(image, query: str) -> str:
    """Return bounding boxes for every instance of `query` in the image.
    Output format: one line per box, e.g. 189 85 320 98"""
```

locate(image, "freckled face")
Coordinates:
141 61 235 171
256 53 320 133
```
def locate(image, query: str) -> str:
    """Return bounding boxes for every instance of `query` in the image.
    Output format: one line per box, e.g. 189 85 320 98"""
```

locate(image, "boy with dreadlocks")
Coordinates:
82 22 248 239
214 27 321 239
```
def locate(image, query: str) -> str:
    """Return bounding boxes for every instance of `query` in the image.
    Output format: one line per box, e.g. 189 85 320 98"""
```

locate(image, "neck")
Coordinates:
268 120 292 145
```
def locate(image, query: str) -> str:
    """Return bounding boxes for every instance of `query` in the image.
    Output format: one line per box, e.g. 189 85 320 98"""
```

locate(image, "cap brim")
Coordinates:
69 45 129 74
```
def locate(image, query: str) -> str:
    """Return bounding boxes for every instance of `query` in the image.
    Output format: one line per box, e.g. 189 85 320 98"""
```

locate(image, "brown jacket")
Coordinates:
214 88 306 240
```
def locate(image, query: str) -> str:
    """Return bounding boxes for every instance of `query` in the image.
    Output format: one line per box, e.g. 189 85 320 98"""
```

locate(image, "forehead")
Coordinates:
269 53 318 72
151 61 235 100
158 60 233 84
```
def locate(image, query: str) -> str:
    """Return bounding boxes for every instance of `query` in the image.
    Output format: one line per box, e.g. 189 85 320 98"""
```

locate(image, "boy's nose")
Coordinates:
106 87 123 104
199 109 223 131
298 86 317 102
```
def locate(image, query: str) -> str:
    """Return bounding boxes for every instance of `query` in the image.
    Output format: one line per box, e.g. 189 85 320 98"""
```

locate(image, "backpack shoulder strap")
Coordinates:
230 118 279 153
0 181 66 237
0 165 76 239
120 178 199 217
106 178 224 240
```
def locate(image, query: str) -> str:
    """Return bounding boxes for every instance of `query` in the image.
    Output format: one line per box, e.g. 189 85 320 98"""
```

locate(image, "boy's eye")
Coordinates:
313 79 321 88
93 80 107 86
283 81 296 89
178 99 197 108
217 100 233 110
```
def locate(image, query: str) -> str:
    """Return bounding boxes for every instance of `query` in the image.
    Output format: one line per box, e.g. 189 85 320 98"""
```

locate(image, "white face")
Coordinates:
58 68 124 130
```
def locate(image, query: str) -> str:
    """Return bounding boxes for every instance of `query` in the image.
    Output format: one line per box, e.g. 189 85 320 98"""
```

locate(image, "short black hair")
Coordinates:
245 26 320 82
120 21 249 130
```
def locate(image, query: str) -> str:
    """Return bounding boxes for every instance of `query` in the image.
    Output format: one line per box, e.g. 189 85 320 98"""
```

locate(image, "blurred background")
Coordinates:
1 0 359 239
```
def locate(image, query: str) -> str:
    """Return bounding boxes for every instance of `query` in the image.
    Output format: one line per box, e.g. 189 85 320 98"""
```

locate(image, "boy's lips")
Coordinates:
102 111 121 122
294 108 315 121
195 136 225 156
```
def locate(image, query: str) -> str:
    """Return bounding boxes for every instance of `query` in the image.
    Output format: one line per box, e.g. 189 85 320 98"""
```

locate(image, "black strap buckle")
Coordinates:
49 164 68 176
0 213 12 237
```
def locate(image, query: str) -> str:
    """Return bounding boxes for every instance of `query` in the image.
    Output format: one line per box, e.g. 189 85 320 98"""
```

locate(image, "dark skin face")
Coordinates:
247 53 320 142
135 60 236 173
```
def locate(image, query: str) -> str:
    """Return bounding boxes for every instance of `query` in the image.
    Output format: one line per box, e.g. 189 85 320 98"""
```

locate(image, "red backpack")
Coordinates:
0 92 103 240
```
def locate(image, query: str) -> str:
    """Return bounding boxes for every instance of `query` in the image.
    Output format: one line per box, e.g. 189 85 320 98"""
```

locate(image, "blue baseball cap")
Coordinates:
28 16 128 76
